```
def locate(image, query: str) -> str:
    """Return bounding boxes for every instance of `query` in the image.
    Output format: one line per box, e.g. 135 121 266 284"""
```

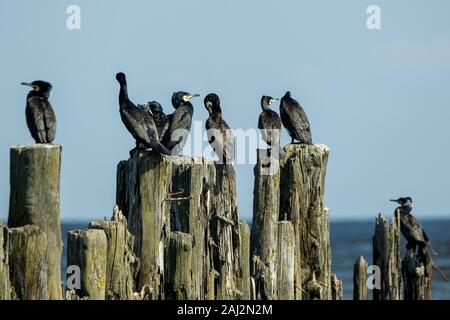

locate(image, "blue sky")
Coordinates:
1 0 449 221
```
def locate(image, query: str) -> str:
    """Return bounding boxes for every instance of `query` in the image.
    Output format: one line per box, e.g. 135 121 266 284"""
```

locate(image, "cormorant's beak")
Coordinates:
390 199 400 204
21 82 35 88
184 93 200 101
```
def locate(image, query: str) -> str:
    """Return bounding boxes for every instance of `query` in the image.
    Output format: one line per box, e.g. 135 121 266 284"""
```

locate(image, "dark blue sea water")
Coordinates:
61 219 450 300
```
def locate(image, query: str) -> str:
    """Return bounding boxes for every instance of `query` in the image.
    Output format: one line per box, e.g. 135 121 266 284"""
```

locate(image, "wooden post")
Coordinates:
251 149 279 300
165 232 193 300
0 224 11 300
372 213 401 300
88 206 139 300
209 164 240 299
237 220 251 300
8 144 63 300
353 256 368 300
116 150 172 298
402 251 432 300
67 229 108 300
331 274 343 300
169 156 215 299
280 144 331 300
276 221 295 300
9 225 48 300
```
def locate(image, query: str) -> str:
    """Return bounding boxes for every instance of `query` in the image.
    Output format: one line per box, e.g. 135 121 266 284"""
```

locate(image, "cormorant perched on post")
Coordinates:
138 101 169 141
115 72 170 155
258 95 284 160
391 197 438 256
279 91 312 144
21 81 56 143
391 197 448 281
204 93 235 177
162 91 200 155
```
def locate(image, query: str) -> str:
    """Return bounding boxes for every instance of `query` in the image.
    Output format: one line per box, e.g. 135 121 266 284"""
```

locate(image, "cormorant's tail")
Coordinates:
149 139 171 155
433 265 448 282
427 242 439 256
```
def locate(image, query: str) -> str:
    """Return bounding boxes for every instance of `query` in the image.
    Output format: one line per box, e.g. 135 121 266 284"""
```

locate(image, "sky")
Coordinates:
0 0 449 222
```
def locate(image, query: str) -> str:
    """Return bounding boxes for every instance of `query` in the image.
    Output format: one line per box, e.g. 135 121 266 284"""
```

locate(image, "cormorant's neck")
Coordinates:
210 105 222 117
398 205 412 214
119 81 129 105
27 91 47 100
261 102 271 111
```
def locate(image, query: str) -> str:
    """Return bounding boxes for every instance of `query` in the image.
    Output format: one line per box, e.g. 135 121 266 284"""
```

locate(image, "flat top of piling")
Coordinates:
284 143 329 152
169 155 215 166
11 144 61 151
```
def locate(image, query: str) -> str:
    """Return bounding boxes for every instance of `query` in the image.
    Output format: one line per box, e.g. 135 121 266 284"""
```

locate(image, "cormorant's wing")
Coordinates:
290 103 312 144
120 106 151 145
43 101 56 143
259 110 282 146
26 97 47 143
141 109 159 141
158 114 170 142
402 213 427 243
163 106 192 149
206 118 235 163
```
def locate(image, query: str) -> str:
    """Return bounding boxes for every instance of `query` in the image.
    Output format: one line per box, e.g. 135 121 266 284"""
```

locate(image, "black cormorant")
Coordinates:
258 95 284 160
162 91 200 155
21 81 56 143
391 197 438 256
391 197 448 281
142 101 169 141
204 93 235 176
279 91 312 144
115 72 170 155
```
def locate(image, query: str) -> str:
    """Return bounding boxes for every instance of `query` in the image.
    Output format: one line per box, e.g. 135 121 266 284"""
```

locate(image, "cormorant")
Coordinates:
279 91 312 144
142 101 169 141
391 197 438 256
391 197 448 281
204 93 235 176
115 72 170 155
21 81 56 143
162 91 200 155
258 95 284 160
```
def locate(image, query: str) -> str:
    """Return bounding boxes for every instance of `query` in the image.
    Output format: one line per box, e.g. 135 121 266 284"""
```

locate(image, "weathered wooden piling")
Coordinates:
372 213 401 300
331 274 343 300
276 221 295 300
0 224 11 300
251 149 280 299
353 256 368 300
165 232 193 300
279 144 331 300
67 229 108 300
209 164 240 299
169 156 215 299
9 225 48 300
237 220 251 300
116 150 172 298
117 152 245 300
88 206 139 300
402 251 432 300
8 144 63 300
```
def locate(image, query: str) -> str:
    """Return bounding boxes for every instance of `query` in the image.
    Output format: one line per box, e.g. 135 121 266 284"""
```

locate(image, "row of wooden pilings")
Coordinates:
0 143 340 300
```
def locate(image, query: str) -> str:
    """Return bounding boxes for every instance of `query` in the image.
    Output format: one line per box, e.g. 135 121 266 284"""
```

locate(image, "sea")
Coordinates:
61 219 450 300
